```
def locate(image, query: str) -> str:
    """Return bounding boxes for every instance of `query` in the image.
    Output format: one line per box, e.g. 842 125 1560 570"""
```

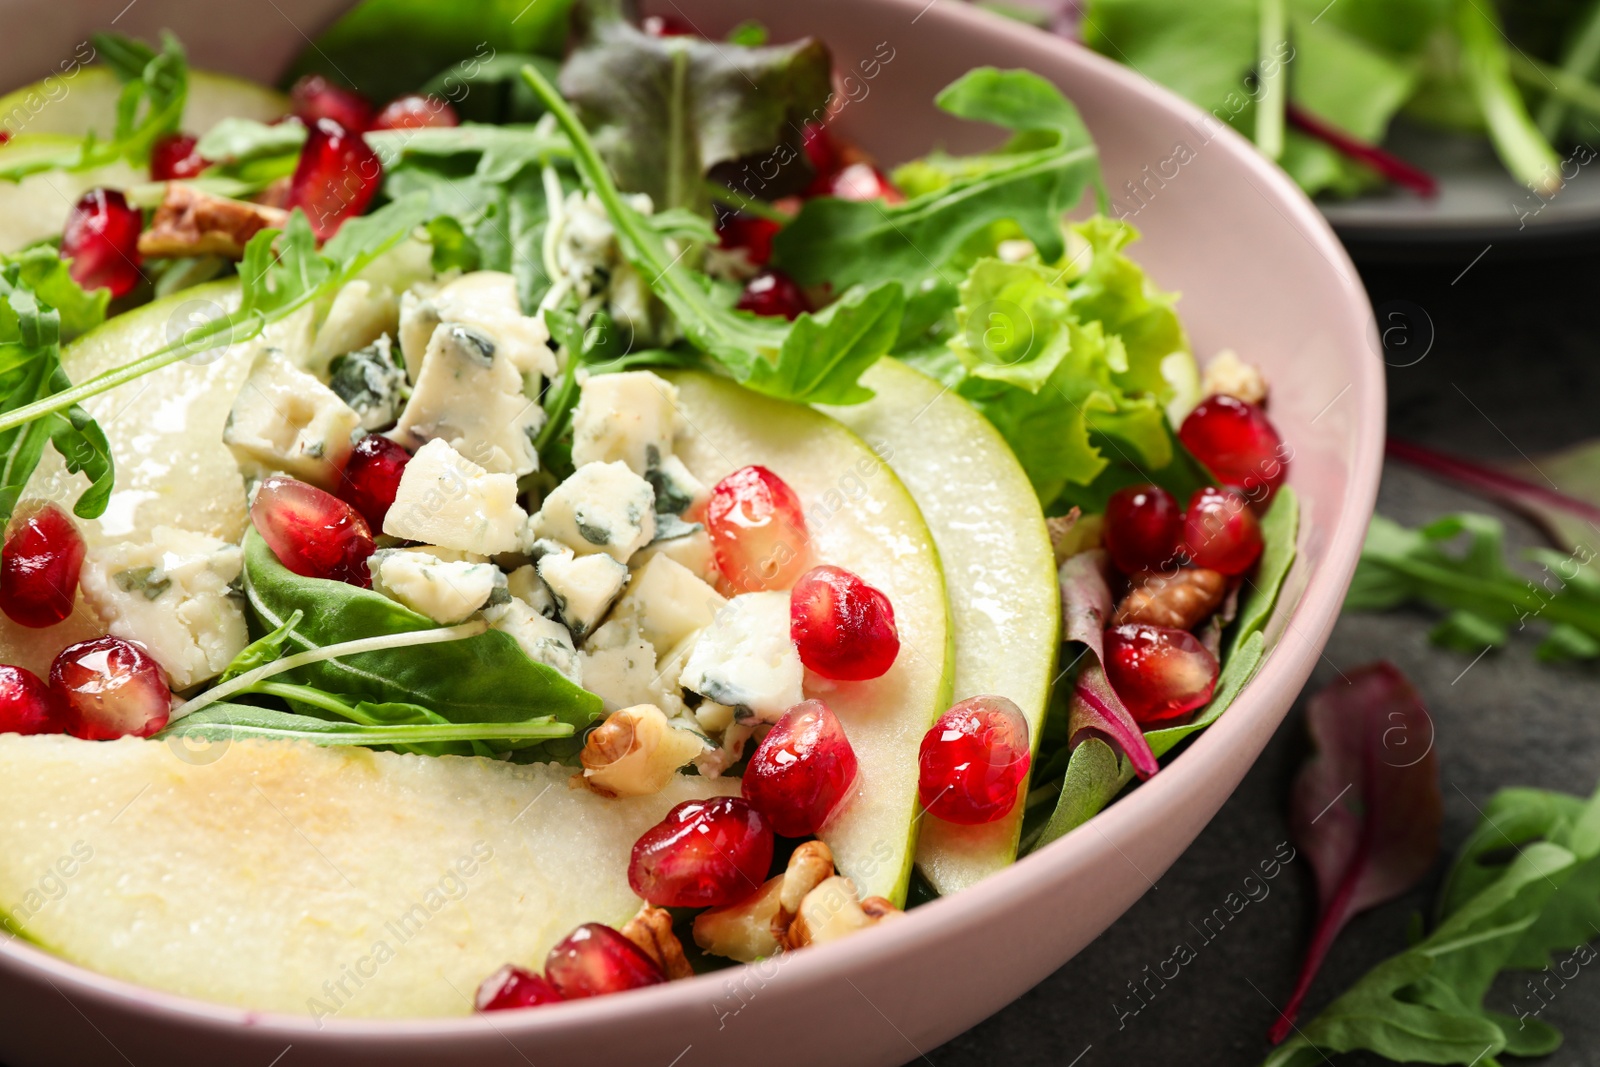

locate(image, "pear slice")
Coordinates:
0 66 288 251
0 734 736 1017
668 371 953 905
823 358 1059 895
0 280 312 677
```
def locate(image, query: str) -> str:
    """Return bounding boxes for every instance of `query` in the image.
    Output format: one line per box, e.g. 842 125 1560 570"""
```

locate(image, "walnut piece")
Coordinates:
1113 568 1227 631
137 183 290 260
620 905 694 980
1201 350 1268 405
782 876 904 950
693 840 837 963
579 704 707 798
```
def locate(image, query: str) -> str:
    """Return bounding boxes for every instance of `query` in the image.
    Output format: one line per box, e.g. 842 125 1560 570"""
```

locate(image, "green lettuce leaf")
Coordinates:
559 0 831 214
773 67 1100 289
937 232 1190 511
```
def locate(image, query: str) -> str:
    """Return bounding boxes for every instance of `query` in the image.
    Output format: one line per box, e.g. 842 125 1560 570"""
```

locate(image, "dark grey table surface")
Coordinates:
929 240 1600 1067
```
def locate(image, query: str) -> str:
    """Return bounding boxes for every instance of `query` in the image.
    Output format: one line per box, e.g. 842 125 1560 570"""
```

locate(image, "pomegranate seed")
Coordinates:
0 503 86 629
815 162 904 204
335 435 410 530
51 637 171 740
1103 623 1219 726
289 74 375 134
0 131 11 145
790 565 898 680
642 14 697 36
628 796 774 908
371 94 459 131
149 133 209 180
801 122 839 177
716 209 779 266
250 475 374 587
1103 484 1182 577
1179 395 1288 502
736 270 810 320
1181 486 1263 576
60 188 142 297
705 465 810 592
743 699 858 836
0 665 67 735
474 964 564 1011
545 923 665 999
917 696 1032 825
289 118 382 241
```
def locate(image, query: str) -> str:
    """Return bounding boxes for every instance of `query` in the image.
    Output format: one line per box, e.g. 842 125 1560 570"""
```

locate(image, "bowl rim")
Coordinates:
0 0 1385 1042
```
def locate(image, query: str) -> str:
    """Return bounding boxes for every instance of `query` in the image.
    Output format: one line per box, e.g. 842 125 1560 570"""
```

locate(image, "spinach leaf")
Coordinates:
0 262 113 526
159 703 572 749
239 529 602 730
283 0 574 105
0 33 187 181
559 0 831 214
521 61 904 404
772 67 1100 290
1025 736 1132 853
421 53 560 125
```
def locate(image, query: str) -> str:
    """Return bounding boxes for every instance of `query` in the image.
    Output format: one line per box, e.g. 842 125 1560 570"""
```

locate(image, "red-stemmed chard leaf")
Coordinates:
1286 104 1438 198
1388 436 1600 556
1268 661 1442 1044
1059 551 1160 779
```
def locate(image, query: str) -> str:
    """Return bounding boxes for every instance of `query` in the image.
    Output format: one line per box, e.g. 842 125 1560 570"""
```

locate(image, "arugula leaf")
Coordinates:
0 263 113 526
1263 781 1600 1067
4 247 109 342
0 195 434 441
283 0 574 105
159 703 572 749
1346 512 1600 662
560 0 831 214
772 67 1100 290
521 61 904 404
1026 736 1132 853
0 33 187 182
239 529 601 731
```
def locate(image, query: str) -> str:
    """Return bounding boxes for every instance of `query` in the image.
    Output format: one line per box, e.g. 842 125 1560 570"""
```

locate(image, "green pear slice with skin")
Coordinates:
822 358 1059 895
0 734 738 1018
668 371 953 905
0 66 289 251
0 280 312 677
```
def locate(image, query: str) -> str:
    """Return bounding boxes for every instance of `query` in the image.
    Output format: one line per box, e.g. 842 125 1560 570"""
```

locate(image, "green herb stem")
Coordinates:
1536 0 1600 137
706 181 793 224
1255 0 1287 161
1456 0 1563 195
249 680 380 724
1511 51 1600 124
174 620 487 721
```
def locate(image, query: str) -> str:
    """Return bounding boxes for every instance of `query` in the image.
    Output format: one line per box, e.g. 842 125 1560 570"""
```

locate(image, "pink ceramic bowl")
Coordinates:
0 1 1383 1063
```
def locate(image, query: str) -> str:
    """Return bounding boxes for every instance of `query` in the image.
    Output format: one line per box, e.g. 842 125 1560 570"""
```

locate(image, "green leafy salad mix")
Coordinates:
0 0 1301 1019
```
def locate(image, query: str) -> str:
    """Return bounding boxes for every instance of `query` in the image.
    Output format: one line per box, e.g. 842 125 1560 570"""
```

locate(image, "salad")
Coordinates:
0 0 1297 1019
